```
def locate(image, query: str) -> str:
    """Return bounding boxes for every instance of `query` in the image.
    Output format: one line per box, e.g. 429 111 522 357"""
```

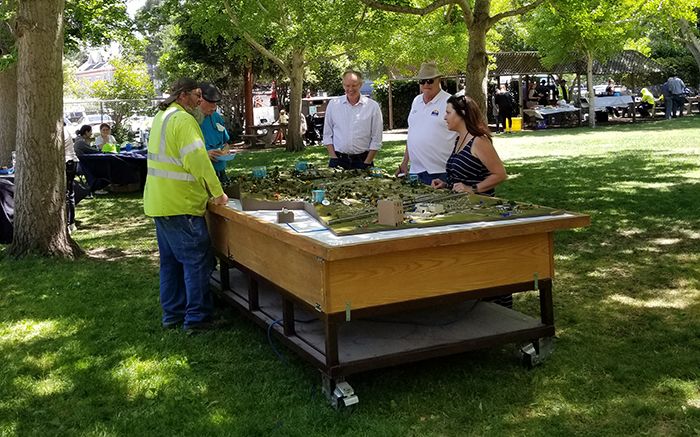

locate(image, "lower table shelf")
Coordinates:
212 267 554 376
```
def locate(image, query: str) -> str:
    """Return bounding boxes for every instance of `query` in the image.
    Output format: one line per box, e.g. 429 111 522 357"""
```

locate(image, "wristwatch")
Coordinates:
471 183 479 193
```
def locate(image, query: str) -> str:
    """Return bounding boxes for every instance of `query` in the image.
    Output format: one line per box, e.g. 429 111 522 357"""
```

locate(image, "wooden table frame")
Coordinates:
207 203 589 405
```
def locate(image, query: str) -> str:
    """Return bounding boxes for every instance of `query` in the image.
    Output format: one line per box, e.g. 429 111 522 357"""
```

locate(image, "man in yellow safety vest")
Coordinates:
144 78 228 332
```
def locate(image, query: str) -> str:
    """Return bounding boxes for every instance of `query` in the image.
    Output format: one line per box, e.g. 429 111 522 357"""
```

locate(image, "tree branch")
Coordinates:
357 0 459 18
488 0 545 27
222 0 290 76
680 18 700 68
456 0 472 26
352 4 368 36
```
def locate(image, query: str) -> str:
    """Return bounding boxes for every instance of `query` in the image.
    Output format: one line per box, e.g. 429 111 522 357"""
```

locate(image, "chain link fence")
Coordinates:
64 98 163 145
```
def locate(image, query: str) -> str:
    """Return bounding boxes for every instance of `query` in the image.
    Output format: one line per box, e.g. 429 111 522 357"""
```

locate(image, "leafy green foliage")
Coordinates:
528 0 643 67
490 16 537 52
90 58 155 133
638 2 700 86
305 61 346 96
360 11 468 76
64 0 132 53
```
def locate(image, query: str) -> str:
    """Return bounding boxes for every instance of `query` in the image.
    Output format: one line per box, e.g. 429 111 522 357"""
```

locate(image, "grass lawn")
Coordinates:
1 117 699 436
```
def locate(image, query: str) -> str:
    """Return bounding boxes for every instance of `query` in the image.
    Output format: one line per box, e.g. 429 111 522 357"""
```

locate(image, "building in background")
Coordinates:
75 51 116 85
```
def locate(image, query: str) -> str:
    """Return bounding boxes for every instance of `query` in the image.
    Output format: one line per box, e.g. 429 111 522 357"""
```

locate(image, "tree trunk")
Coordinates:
586 51 595 129
244 62 254 134
285 48 304 152
9 0 80 258
0 63 17 165
680 19 700 86
465 20 489 121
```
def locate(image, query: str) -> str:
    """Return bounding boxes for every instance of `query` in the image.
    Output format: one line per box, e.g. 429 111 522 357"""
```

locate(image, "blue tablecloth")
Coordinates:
78 150 147 192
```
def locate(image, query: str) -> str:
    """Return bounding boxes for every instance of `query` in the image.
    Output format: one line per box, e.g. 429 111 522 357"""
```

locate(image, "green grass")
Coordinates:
1 117 699 436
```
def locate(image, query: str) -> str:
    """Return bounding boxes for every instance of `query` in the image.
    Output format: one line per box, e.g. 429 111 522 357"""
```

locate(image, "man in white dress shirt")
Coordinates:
396 62 457 185
323 69 383 169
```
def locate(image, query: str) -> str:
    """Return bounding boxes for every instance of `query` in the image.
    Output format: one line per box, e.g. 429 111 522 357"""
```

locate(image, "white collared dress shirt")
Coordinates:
323 95 383 155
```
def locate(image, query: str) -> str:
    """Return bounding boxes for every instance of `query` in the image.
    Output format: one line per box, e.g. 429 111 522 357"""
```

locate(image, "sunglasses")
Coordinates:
418 78 435 85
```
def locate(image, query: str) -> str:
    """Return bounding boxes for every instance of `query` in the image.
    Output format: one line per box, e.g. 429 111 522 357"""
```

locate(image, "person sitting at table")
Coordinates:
94 123 117 149
431 94 507 196
605 79 621 118
639 88 656 118
323 69 383 169
527 82 540 108
198 82 232 185
73 125 100 157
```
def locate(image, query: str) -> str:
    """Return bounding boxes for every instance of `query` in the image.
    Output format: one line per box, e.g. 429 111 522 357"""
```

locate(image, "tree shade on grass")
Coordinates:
0 117 699 435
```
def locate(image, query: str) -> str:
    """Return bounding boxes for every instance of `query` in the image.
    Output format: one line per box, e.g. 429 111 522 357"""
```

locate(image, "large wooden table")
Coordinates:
207 201 590 406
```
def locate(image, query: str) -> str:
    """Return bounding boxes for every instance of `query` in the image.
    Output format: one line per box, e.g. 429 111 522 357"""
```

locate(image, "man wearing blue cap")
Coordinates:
199 82 232 184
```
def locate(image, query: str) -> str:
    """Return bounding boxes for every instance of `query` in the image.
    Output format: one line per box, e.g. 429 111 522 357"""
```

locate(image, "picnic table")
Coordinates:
242 124 280 148
581 95 634 111
207 198 590 407
523 105 581 127
686 96 700 114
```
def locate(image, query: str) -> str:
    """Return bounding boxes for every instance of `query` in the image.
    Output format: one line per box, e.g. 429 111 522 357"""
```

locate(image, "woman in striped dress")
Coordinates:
431 94 507 196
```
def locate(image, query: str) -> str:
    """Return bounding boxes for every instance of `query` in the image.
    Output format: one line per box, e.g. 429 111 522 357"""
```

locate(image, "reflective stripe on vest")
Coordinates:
180 139 205 158
147 167 195 182
149 108 182 165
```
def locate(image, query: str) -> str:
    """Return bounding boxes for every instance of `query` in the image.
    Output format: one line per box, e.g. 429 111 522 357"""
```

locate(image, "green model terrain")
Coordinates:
235 166 564 235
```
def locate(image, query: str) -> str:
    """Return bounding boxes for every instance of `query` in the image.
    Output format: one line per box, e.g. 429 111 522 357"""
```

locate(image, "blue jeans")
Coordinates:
154 215 214 327
413 171 448 186
664 96 673 119
671 95 685 117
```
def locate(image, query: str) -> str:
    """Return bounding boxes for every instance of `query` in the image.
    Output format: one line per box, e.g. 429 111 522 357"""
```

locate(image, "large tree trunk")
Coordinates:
586 51 595 129
465 19 489 121
0 64 17 165
285 47 304 152
10 0 80 258
680 19 700 87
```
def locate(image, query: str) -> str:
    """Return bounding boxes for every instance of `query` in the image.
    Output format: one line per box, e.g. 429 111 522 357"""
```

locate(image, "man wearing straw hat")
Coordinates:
144 77 228 332
396 62 457 185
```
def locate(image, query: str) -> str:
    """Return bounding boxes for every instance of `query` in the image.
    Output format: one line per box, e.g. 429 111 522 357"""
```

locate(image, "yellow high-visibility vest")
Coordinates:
143 103 223 217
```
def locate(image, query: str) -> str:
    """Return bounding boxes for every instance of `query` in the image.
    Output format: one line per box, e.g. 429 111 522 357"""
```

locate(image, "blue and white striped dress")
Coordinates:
445 136 494 196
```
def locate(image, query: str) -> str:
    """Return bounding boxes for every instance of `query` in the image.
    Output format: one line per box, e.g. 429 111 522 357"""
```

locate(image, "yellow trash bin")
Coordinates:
511 117 522 132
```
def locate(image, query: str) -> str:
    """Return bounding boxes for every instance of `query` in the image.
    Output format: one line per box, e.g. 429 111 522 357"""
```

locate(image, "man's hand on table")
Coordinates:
212 193 229 205
395 162 408 176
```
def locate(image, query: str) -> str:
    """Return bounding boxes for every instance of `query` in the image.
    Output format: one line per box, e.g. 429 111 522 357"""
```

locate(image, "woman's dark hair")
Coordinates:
447 94 492 141
99 123 111 131
77 125 92 137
